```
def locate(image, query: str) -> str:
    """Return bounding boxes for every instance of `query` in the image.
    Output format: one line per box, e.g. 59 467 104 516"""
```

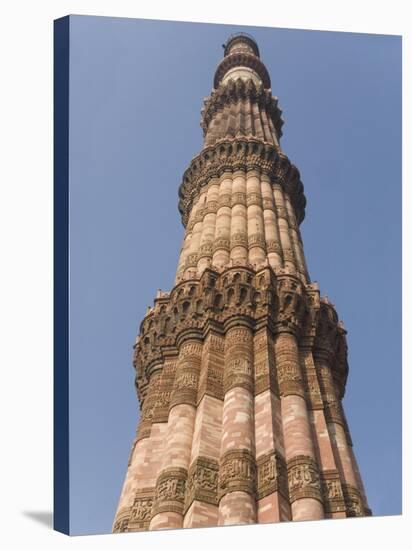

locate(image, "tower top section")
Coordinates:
178 34 306 229
214 33 271 89
223 33 260 57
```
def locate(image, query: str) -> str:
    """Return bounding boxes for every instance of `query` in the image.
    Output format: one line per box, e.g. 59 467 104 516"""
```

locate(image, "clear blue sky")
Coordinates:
67 15 401 535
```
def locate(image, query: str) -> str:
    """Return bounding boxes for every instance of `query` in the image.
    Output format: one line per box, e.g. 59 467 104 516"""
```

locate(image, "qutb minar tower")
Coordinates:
113 33 371 532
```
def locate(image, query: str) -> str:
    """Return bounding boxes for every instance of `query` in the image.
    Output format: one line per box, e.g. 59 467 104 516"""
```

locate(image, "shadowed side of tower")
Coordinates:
113 33 371 533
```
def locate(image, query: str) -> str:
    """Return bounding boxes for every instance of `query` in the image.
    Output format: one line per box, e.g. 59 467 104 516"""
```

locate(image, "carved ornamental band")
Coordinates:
342 483 366 518
287 455 323 504
178 139 305 228
219 449 256 500
128 488 155 531
257 451 288 500
185 456 219 512
152 468 188 516
319 470 346 514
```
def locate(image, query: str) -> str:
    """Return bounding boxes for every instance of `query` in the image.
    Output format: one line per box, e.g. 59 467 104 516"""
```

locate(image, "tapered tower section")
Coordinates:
113 33 371 533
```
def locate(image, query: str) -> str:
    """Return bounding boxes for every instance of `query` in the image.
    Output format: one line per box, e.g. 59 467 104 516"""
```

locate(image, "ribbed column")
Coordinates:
296 227 310 281
212 173 232 268
300 346 346 518
247 169 266 266
183 330 225 528
284 194 308 282
260 108 275 144
226 101 236 137
175 197 201 282
251 101 264 140
275 330 324 521
261 174 283 269
204 112 220 147
347 442 371 515
273 184 297 273
183 193 206 278
149 338 202 530
238 99 246 136
314 348 367 517
254 328 291 523
230 170 248 264
197 179 219 274
218 323 257 525
267 113 280 147
175 234 192 283
244 97 253 135
113 368 163 532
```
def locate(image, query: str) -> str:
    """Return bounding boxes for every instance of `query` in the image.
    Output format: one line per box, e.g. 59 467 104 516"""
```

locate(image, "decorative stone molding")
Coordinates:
198 242 214 260
282 248 295 263
208 333 225 353
224 355 254 393
287 455 323 504
313 301 349 400
152 468 188 516
231 191 247 206
257 451 288 500
151 360 177 423
212 237 231 253
128 488 155 531
254 329 278 395
275 275 306 335
170 368 199 408
341 483 365 517
134 264 326 406
178 138 306 228
198 359 224 402
112 509 130 533
323 400 345 427
185 253 199 269
304 369 324 410
246 192 263 207
136 373 162 440
217 193 232 208
196 331 225 401
201 78 283 138
169 341 202 409
185 456 219 512
277 361 304 398
262 196 273 209
219 449 257 500
248 233 266 249
266 240 283 255
320 471 346 514
274 329 305 398
230 232 248 249
224 326 254 392
152 389 172 423
133 267 350 411
213 51 271 89
206 199 219 214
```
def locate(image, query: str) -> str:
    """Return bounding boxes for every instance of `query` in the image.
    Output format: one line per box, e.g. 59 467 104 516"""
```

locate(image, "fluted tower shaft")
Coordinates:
113 33 370 533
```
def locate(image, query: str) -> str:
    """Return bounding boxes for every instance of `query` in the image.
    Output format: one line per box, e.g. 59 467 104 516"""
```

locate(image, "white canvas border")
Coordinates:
0 0 409 548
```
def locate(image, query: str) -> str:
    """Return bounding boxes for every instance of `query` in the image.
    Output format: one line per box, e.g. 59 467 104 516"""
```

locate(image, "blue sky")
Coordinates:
67 15 401 535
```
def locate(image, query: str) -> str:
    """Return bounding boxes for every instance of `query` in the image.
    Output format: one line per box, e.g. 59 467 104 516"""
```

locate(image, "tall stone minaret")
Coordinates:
113 33 371 533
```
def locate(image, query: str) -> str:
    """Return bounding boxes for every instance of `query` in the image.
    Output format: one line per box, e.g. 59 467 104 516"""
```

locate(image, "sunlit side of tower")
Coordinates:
113 33 371 533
